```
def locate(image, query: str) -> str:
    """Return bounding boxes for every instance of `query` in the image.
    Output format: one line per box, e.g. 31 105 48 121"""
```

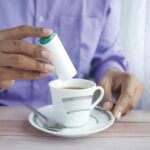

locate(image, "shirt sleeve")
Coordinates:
89 0 129 83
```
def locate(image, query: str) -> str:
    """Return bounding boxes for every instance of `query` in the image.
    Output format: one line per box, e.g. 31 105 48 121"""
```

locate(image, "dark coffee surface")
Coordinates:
63 87 85 90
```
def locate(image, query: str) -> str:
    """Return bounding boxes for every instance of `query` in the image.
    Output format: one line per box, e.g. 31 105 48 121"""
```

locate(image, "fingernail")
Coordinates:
41 50 52 61
44 64 55 72
43 29 52 35
115 111 122 121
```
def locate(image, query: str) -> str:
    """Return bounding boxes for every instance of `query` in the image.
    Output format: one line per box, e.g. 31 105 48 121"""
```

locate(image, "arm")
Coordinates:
90 0 143 120
90 0 128 83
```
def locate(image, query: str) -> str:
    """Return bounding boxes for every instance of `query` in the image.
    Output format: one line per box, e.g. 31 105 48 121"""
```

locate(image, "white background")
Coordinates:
120 0 150 109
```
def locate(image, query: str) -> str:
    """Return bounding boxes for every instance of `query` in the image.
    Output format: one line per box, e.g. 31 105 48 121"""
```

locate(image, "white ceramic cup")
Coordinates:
49 79 104 128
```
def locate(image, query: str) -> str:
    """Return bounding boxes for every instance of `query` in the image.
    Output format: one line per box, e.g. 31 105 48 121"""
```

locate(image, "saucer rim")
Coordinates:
28 105 115 138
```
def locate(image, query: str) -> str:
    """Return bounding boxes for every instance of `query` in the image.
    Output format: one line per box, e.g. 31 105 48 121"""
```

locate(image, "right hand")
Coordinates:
0 25 55 89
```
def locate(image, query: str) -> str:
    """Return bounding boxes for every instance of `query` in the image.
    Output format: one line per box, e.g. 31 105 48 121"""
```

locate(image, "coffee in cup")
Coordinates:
62 87 85 90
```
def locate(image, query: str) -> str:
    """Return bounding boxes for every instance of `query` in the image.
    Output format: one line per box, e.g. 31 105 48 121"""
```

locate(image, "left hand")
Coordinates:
99 70 144 120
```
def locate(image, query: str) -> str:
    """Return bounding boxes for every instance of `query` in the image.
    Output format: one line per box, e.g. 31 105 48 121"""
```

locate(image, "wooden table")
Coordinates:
0 107 150 150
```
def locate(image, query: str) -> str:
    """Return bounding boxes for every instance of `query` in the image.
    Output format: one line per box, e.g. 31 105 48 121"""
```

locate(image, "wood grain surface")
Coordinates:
0 107 150 150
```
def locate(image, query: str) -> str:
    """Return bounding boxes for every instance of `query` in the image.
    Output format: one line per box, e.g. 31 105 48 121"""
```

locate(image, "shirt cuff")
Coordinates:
94 61 128 84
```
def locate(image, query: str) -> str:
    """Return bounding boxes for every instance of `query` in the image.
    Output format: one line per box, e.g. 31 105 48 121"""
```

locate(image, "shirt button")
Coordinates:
38 16 45 22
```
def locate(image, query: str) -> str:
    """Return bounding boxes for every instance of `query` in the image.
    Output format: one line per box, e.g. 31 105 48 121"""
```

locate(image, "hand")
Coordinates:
99 70 144 120
0 25 55 89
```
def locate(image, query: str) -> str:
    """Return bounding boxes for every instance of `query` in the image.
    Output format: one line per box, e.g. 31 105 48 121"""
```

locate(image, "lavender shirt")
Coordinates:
0 0 128 106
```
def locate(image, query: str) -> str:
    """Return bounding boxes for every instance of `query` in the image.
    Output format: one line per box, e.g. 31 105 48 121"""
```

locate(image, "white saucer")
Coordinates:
28 105 115 138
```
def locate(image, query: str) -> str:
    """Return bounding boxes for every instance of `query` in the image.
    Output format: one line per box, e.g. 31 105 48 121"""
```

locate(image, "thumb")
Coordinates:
100 76 113 110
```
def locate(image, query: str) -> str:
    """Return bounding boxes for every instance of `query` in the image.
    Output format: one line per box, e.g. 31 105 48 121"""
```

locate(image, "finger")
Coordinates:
0 40 52 62
100 77 113 110
0 80 15 89
0 53 55 73
0 67 50 80
112 77 122 92
113 78 136 120
0 25 52 40
124 86 144 114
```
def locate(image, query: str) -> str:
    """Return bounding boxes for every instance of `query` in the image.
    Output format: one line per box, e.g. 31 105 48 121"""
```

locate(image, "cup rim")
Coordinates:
49 78 96 91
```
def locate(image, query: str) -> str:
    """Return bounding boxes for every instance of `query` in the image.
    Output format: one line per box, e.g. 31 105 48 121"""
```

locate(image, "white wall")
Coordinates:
120 0 150 109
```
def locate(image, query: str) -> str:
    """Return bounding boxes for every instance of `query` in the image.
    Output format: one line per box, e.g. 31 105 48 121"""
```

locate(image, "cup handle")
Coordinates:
90 86 104 111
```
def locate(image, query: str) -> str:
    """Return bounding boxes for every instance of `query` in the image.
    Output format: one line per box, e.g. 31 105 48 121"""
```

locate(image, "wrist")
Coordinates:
105 68 123 75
